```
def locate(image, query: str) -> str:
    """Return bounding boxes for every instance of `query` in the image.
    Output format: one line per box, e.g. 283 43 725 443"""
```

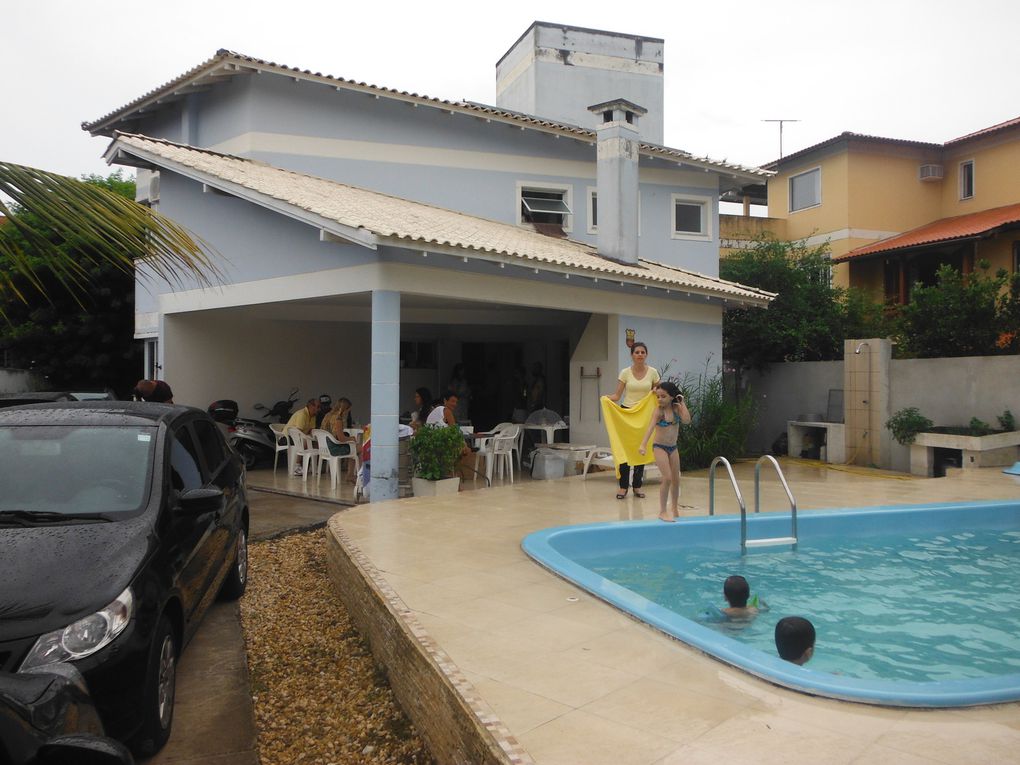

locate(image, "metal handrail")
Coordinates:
708 456 746 519
747 455 798 552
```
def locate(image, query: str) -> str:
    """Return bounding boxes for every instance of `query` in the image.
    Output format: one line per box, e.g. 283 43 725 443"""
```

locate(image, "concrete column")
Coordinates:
370 290 400 502
843 338 891 467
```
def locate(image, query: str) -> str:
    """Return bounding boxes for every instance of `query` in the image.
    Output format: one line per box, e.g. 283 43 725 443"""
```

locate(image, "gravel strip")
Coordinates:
240 529 434 765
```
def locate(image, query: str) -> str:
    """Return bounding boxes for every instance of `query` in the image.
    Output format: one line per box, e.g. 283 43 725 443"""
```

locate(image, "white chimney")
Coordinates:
588 99 645 265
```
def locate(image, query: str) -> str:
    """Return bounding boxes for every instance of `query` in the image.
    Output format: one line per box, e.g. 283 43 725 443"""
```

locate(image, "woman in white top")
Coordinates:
606 342 660 499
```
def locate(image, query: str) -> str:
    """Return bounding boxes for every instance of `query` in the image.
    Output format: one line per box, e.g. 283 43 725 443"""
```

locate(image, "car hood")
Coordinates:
0 515 153 641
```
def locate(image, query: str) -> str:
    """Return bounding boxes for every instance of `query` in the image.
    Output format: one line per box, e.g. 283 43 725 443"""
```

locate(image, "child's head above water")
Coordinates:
775 616 816 665
723 575 750 608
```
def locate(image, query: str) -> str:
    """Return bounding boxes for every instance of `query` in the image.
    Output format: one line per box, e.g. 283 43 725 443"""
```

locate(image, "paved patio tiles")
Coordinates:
328 460 1020 765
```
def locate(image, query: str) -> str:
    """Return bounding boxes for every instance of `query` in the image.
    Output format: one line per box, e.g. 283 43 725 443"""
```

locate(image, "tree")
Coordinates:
719 236 888 373
1 173 142 393
0 162 216 311
0 162 218 393
895 261 1020 358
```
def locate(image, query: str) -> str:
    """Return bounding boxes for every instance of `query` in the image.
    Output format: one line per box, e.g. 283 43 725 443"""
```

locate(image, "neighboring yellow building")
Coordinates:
760 116 1020 299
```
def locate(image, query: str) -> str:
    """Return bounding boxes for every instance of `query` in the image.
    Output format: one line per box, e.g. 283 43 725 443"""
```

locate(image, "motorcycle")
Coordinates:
254 387 299 423
209 397 286 470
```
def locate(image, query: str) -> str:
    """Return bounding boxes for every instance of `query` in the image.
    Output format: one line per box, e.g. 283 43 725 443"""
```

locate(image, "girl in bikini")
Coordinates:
638 381 691 522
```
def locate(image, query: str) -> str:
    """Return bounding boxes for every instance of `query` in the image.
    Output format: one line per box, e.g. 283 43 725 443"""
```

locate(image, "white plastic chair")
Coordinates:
269 423 289 474
287 427 318 481
312 429 359 489
489 428 518 484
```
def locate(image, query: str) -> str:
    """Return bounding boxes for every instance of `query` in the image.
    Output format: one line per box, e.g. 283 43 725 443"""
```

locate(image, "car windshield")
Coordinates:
0 425 156 516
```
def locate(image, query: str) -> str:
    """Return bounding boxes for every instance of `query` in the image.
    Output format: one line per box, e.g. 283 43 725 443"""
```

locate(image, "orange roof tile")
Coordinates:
834 203 1020 262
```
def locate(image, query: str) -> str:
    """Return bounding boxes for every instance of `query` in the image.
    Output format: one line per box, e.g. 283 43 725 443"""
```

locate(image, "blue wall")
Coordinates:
136 71 724 276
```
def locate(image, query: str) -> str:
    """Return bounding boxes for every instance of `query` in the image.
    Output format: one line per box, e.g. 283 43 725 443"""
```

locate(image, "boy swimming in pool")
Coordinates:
721 575 767 620
775 616 816 666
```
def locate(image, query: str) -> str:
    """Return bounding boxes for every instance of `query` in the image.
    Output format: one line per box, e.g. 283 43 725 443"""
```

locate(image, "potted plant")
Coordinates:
409 424 465 496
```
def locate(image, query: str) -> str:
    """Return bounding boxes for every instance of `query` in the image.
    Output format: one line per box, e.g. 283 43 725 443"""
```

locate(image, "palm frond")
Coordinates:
0 162 221 309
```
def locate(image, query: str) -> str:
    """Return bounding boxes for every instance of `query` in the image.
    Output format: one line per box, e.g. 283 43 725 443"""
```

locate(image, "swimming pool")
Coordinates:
521 499 1020 707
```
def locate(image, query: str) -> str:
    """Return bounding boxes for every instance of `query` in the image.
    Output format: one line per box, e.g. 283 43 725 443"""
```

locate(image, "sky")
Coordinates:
4 0 1019 181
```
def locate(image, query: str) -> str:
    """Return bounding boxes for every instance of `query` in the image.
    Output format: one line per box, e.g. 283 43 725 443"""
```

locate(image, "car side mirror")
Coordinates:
178 487 224 514
36 734 135 764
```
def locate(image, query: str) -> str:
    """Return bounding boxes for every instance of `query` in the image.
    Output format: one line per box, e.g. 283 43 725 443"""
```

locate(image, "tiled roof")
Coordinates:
834 203 1020 262
762 132 941 170
945 114 1020 145
107 133 774 306
766 114 1020 170
83 50 768 180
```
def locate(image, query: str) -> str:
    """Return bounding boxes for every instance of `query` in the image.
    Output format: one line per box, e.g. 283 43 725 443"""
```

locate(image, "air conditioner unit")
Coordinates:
918 164 944 182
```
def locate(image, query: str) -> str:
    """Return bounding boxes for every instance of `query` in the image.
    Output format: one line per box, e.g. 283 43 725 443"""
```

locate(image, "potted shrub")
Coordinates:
409 424 464 496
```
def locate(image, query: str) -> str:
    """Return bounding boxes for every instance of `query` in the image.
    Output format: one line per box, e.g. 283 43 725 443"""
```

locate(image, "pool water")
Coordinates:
580 529 1020 683
522 500 1020 706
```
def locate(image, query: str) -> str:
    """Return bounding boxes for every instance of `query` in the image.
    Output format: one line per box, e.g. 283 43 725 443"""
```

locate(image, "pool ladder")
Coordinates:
708 455 798 553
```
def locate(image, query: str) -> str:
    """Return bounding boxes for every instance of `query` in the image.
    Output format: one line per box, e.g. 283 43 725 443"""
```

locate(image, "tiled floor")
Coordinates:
328 460 1020 765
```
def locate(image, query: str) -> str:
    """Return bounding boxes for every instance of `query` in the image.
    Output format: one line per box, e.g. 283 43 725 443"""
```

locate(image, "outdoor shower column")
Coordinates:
370 290 400 502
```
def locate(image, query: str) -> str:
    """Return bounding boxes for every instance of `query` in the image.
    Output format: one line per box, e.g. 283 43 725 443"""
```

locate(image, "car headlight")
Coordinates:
19 587 134 671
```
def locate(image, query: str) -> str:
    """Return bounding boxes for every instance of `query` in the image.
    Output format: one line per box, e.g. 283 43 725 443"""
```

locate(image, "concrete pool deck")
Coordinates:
326 460 1020 765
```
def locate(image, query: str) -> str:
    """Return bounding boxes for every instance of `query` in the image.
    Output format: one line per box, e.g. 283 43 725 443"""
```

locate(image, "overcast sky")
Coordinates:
5 0 1018 180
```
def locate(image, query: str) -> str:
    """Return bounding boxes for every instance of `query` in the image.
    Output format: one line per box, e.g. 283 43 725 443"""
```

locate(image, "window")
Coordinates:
789 167 821 212
193 420 226 478
517 182 572 231
960 160 975 200
170 428 203 492
400 341 437 369
670 194 711 239
587 188 598 233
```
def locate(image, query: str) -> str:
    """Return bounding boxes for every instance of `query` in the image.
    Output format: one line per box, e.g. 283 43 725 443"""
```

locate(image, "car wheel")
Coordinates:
236 441 259 470
131 614 176 756
218 527 248 600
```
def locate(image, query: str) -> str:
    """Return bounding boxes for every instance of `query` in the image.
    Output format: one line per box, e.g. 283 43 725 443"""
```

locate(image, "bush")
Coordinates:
675 364 758 469
886 407 934 446
894 262 1017 358
408 424 464 480
998 409 1017 432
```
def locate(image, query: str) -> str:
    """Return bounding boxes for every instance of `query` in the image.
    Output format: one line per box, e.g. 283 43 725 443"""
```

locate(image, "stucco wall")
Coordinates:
744 354 1020 472
744 361 845 455
0 368 41 395
887 355 1020 473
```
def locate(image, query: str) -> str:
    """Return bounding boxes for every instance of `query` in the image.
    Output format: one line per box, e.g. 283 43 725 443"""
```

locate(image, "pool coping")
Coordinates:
521 499 1020 708
325 517 536 765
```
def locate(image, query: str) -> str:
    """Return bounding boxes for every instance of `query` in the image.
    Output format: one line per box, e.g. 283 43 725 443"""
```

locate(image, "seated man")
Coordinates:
775 616 816 666
286 398 320 435
285 398 320 475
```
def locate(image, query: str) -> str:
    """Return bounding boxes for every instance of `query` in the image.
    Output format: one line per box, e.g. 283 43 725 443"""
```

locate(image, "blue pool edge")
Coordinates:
521 500 1020 708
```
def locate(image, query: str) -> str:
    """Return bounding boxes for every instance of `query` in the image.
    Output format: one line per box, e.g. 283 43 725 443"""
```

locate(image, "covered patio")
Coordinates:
109 133 773 501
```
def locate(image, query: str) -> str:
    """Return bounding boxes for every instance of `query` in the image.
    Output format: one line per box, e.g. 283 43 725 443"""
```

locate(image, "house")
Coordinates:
83 22 772 500
755 116 1020 298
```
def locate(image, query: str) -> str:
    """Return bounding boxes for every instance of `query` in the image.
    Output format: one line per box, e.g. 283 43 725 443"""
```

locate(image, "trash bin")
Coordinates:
532 449 566 480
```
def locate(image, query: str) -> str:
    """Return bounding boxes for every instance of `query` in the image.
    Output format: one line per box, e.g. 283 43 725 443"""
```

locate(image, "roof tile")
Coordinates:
110 133 774 306
835 203 1020 261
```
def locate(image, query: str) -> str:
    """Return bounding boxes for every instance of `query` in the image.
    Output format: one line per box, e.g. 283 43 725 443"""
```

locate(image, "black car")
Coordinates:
0 402 249 756
0 663 133 764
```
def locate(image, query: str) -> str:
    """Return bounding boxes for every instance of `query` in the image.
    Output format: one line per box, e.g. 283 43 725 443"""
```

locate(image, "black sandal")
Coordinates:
616 489 628 500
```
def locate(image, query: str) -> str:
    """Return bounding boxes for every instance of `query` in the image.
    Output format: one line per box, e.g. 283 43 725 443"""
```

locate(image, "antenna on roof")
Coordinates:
762 119 801 159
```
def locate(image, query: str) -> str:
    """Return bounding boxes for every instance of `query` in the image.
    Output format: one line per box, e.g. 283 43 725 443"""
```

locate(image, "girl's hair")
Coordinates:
657 380 682 402
415 387 433 421
630 341 648 356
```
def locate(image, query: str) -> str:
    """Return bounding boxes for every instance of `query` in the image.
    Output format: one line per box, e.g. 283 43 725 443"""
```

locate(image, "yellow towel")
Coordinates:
600 393 656 477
